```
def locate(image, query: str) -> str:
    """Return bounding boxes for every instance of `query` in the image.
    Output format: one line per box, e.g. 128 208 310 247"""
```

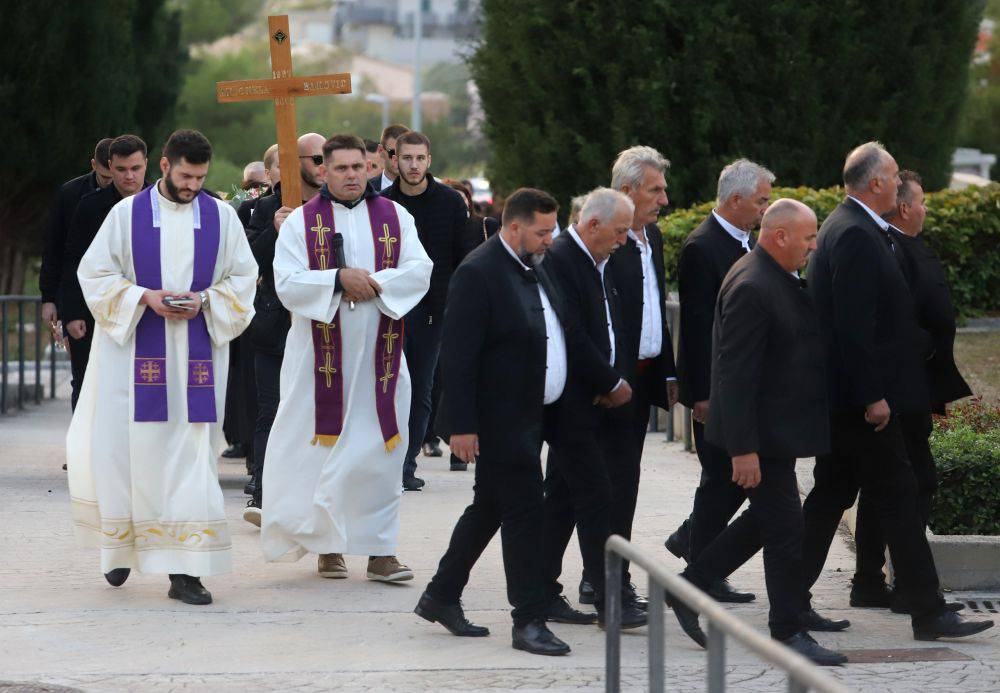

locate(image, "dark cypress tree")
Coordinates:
469 0 983 209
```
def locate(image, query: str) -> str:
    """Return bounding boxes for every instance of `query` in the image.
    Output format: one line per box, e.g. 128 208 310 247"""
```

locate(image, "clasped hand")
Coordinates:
339 268 382 303
142 289 202 320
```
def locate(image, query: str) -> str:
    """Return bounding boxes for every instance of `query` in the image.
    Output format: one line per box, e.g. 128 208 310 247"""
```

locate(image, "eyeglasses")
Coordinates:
299 155 324 166
385 148 396 158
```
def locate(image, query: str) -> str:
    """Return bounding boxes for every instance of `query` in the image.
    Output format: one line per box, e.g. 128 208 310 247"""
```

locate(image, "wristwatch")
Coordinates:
198 290 209 309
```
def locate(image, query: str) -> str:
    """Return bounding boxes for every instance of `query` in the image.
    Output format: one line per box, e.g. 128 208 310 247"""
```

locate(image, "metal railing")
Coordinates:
604 535 851 693
1 296 58 414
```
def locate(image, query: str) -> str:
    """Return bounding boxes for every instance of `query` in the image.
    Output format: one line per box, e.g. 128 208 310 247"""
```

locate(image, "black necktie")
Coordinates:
878 227 896 252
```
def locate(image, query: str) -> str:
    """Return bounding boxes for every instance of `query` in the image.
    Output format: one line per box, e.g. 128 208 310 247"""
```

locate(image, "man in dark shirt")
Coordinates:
61 135 148 408
381 131 477 491
40 138 113 329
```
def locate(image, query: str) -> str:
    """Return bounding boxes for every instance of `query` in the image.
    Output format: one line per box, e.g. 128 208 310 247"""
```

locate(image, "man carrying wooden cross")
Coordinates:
261 134 431 582
66 130 258 605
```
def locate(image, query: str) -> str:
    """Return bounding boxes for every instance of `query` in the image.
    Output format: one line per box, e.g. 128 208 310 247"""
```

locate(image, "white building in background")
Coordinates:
333 0 480 66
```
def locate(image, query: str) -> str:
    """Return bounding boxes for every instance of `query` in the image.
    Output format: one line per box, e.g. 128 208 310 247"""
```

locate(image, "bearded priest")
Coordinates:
261 134 431 582
67 129 258 605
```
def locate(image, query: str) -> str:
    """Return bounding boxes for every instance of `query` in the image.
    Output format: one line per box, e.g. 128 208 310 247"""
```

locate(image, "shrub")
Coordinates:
658 183 1000 317
928 399 1000 536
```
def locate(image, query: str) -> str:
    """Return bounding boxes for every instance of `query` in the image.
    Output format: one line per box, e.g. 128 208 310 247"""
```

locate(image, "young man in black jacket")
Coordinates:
60 135 148 409
381 131 478 491
668 199 847 666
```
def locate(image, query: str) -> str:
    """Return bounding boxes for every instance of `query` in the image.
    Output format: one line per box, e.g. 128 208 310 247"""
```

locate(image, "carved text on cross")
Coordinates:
378 224 398 262
140 360 161 383
379 359 395 394
316 321 335 344
192 362 211 385
319 351 338 388
382 325 399 355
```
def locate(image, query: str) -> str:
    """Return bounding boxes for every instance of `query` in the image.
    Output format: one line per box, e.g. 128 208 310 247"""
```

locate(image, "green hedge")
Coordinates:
657 184 1000 317
928 399 1000 536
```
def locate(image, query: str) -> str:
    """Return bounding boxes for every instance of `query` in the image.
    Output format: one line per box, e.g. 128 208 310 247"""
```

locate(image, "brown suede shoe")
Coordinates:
367 555 413 582
318 553 348 579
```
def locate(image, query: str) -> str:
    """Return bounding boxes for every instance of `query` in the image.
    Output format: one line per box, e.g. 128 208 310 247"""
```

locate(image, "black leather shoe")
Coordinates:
244 476 257 497
913 609 994 641
891 598 965 615
104 568 130 587
222 443 246 459
545 595 597 624
664 528 690 563
801 608 850 632
512 620 571 656
578 579 596 605
414 591 490 636
707 578 755 603
168 574 212 605
598 602 648 630
449 457 468 471
780 632 847 666
666 593 706 647
422 441 443 458
624 582 648 611
402 475 425 491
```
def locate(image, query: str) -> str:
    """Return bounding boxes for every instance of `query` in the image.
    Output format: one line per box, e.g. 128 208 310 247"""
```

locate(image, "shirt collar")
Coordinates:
847 195 890 231
712 210 751 245
498 234 530 270
381 172 394 190
627 227 649 246
567 225 607 271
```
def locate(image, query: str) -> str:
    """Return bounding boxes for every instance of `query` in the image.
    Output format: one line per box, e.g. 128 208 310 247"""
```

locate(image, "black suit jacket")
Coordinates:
676 213 752 407
608 224 678 409
61 184 141 323
890 228 971 413
706 246 829 458
40 171 101 305
435 235 571 464
245 184 292 355
808 199 930 415
544 231 625 430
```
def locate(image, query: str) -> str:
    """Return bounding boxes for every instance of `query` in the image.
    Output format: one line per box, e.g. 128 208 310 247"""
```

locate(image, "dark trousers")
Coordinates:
68 320 94 410
687 457 804 640
853 411 937 590
801 412 944 623
402 305 442 479
424 361 441 445
251 350 282 504
688 421 747 561
425 450 549 627
543 412 613 606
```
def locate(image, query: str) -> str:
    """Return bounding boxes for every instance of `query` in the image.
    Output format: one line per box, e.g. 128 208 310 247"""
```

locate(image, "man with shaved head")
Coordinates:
667 199 847 665
800 142 993 641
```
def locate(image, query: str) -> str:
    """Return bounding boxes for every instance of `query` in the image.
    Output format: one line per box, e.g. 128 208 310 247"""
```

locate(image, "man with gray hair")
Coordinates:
541 186 647 629
800 142 992 640
663 158 774 604
576 146 679 610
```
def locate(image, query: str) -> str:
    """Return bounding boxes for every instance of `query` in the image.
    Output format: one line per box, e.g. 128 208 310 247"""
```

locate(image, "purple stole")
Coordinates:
131 184 220 422
302 193 404 452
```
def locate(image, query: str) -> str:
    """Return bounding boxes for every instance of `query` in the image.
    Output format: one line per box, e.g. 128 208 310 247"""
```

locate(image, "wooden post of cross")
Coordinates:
215 15 352 208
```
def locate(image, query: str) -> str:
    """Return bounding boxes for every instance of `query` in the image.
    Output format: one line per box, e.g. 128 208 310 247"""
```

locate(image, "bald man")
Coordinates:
667 200 846 666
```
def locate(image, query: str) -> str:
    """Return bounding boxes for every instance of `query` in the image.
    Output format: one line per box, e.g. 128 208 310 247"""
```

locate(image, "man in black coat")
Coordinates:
669 200 848 665
367 123 408 192
665 159 775 603
801 142 992 641
39 138 113 335
576 146 678 608
381 131 478 491
415 188 572 656
850 170 973 612
60 135 148 409
541 188 646 629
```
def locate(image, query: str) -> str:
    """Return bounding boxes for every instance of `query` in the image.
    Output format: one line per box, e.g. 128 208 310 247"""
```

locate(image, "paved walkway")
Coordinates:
1 397 997 692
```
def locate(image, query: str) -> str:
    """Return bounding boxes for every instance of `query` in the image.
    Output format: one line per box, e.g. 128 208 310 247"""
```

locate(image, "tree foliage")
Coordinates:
470 0 984 210
0 0 186 292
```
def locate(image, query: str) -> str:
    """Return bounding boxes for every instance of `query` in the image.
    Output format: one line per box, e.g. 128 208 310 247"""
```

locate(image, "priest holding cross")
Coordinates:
261 134 431 581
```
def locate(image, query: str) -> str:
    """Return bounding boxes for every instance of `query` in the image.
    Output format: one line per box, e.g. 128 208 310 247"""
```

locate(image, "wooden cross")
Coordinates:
216 15 352 209
319 351 338 388
139 360 161 383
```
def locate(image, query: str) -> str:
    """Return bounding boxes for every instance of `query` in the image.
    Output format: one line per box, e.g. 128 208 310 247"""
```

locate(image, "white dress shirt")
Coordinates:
567 225 616 366
628 228 663 360
712 210 751 251
380 171 394 191
848 195 891 231
499 235 567 404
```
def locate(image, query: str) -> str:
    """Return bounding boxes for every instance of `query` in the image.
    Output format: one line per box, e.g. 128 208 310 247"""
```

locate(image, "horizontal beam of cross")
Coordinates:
216 73 352 103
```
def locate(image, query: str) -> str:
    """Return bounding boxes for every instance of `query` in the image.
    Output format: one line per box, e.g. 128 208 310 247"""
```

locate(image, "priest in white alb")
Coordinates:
262 134 431 581
67 130 258 605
